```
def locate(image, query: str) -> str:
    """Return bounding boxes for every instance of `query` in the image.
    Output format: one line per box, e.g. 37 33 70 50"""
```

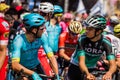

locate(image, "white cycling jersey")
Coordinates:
105 34 120 58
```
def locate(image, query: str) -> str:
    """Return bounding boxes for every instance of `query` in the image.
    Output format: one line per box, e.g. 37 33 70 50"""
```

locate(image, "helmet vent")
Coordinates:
35 21 40 23
23 19 28 22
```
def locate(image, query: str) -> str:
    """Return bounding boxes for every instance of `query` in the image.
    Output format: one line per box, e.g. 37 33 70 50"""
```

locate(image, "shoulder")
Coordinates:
105 34 120 42
102 35 112 47
14 34 24 42
59 21 66 26
45 21 49 27
42 31 48 37
0 18 9 31
60 32 67 38
41 31 48 42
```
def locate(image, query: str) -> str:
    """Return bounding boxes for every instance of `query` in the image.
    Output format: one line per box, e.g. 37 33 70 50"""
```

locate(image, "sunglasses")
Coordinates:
54 13 63 17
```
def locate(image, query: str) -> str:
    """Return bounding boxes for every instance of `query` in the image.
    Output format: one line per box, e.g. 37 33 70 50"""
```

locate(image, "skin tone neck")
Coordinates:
50 18 57 26
86 27 102 42
25 32 36 42
90 34 102 42
25 26 45 42
25 28 38 42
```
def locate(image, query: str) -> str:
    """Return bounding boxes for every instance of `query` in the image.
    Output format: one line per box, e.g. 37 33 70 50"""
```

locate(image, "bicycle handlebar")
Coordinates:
90 70 106 77
38 73 54 79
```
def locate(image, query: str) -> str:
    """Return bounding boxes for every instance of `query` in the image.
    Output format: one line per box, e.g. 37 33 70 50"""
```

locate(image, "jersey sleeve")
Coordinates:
12 35 23 62
0 19 9 45
103 38 115 60
58 32 67 49
115 39 120 58
41 31 54 57
105 35 120 59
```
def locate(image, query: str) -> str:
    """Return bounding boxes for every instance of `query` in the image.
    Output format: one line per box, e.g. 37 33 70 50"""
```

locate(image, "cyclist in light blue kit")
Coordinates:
45 5 63 54
11 13 59 80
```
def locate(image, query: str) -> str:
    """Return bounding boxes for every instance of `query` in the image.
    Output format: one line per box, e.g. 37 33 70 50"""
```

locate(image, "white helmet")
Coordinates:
39 2 54 13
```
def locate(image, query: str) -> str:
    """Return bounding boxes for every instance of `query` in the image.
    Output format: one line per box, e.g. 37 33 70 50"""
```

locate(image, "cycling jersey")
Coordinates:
11 32 53 69
59 21 69 33
0 18 9 80
59 32 79 57
105 25 114 34
0 18 9 45
105 34 120 58
45 21 61 53
70 35 115 68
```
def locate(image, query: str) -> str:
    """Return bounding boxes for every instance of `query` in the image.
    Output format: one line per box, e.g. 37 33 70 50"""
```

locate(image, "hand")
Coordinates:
102 72 112 80
86 73 96 80
54 74 60 80
32 72 42 80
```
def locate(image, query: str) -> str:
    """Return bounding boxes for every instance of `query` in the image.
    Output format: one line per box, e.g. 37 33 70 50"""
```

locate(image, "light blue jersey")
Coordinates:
45 22 61 53
11 32 53 69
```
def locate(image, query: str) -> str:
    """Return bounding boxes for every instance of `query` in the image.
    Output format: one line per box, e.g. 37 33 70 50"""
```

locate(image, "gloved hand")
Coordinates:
55 74 60 80
32 72 42 80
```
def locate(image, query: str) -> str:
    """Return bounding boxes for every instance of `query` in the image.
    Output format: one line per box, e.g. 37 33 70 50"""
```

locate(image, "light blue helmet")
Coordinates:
54 5 63 13
23 13 46 30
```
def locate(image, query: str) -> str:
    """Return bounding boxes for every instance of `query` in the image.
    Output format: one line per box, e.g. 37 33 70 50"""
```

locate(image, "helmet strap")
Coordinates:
28 27 39 38
89 29 103 40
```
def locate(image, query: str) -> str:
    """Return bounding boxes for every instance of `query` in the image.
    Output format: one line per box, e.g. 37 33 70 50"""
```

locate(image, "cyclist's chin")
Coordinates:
86 35 93 39
36 35 42 38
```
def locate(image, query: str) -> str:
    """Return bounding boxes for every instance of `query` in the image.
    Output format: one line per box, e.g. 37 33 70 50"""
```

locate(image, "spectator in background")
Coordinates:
60 12 74 33
105 15 120 34
5 8 20 30
0 3 10 18
54 5 63 23
114 24 120 39
38 2 54 21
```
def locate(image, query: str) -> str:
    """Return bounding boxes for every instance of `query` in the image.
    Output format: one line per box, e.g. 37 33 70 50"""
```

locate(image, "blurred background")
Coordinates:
1 0 120 18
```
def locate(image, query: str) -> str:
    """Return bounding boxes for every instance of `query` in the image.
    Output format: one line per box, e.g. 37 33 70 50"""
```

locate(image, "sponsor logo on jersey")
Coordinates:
85 47 103 54
2 21 9 30
4 32 9 38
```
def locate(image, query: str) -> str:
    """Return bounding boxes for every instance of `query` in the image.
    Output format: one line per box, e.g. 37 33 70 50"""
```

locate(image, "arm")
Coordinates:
78 56 89 75
78 55 96 80
102 56 120 68
47 53 59 75
102 54 117 80
11 35 34 76
59 32 70 61
12 61 34 75
102 59 116 80
41 32 59 75
59 49 70 61
0 45 7 69
116 57 120 69
107 59 116 74
12 61 42 80
12 35 42 80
